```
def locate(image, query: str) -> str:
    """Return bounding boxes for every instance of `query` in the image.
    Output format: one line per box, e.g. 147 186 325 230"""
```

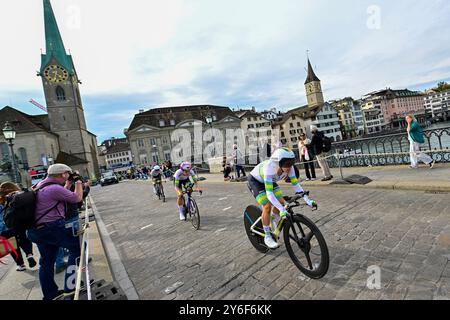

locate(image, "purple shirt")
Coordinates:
35 177 79 224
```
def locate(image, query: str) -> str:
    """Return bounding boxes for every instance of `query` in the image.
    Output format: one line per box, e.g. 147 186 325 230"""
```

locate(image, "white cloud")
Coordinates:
1 0 450 141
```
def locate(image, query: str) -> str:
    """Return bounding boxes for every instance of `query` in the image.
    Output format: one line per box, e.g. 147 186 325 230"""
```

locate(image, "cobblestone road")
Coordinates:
90 179 450 300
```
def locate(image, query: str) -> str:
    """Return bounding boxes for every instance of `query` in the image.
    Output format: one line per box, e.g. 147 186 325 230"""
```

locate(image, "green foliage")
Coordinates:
435 81 450 92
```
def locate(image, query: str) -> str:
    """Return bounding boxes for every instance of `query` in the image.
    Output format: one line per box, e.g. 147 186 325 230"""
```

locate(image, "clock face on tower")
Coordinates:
44 65 69 83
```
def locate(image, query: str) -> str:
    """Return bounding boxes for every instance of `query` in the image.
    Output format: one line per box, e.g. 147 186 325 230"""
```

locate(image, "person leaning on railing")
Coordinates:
26 163 84 300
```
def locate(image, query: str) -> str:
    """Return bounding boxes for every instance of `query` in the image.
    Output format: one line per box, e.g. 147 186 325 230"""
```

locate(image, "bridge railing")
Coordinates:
328 126 450 167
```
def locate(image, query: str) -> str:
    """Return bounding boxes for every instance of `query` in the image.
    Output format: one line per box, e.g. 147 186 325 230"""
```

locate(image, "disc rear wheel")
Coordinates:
243 205 269 253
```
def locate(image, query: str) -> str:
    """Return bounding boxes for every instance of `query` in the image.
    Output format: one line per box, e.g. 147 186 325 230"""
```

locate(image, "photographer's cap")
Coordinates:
48 163 72 175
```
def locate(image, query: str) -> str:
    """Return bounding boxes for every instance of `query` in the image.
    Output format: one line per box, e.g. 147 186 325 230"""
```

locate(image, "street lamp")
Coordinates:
48 154 54 166
2 121 20 184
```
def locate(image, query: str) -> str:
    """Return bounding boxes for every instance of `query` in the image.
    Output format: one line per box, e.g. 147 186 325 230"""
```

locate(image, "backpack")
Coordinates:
3 182 60 231
322 135 332 152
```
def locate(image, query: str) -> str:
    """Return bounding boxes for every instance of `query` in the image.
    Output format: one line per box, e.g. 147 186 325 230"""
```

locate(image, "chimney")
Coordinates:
252 107 256 112
139 109 144 113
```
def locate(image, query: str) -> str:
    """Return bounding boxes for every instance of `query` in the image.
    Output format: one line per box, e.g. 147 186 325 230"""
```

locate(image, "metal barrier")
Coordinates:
74 196 92 300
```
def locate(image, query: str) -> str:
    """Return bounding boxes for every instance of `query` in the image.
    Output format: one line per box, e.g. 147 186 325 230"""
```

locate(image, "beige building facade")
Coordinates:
126 105 242 166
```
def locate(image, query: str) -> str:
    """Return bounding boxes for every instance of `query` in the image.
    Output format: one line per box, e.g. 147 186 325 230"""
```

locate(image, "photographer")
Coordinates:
26 163 83 300
55 171 90 274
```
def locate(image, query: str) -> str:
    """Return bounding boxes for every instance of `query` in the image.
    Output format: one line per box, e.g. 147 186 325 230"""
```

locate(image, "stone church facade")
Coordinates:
0 0 99 181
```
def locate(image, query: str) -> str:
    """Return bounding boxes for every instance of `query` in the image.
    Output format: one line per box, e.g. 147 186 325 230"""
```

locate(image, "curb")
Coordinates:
89 196 140 300
196 175 450 193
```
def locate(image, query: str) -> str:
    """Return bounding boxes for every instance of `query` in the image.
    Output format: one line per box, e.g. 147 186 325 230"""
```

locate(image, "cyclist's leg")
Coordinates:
176 180 187 219
271 184 285 216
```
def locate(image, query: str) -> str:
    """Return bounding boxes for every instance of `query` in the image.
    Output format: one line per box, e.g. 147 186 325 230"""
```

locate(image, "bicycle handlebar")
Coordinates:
283 191 317 211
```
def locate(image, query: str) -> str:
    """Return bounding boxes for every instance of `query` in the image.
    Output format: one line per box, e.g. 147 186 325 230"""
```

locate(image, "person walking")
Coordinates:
298 133 316 181
310 126 333 181
0 182 37 271
406 115 435 169
232 144 246 178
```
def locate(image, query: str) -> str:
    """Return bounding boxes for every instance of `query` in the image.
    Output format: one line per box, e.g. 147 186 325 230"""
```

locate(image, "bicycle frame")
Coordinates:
249 212 287 238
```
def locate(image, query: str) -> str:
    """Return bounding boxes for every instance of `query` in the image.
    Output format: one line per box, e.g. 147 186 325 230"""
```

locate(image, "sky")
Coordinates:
1 0 450 143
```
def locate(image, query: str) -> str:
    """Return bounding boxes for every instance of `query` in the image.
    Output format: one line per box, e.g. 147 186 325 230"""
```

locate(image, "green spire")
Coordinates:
40 0 74 74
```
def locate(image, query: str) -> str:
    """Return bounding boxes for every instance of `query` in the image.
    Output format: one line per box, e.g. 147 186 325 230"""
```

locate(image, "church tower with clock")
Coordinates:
304 58 324 107
38 0 99 178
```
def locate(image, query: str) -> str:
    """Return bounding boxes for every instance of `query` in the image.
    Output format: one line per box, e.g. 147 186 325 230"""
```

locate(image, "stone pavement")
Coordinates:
0 220 114 300
89 177 450 300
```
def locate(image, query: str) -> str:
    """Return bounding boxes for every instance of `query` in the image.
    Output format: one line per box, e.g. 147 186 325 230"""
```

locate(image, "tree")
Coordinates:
436 81 450 92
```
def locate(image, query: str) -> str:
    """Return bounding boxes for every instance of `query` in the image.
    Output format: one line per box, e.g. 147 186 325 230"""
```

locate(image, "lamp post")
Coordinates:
2 121 20 184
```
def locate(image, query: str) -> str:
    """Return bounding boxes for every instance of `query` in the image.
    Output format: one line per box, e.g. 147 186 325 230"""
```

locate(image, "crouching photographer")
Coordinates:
26 163 83 300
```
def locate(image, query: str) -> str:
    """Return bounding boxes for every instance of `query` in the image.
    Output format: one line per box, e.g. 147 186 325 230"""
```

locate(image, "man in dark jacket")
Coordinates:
310 126 333 181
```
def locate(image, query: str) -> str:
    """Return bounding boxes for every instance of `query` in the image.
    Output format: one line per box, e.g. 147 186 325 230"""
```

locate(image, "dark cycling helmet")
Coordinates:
270 147 296 168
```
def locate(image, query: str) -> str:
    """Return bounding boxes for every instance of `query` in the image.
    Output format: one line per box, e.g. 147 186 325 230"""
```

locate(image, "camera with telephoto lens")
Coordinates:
68 172 83 183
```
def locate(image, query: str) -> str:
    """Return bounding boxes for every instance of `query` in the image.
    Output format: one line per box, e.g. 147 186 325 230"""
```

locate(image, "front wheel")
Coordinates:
188 198 200 230
283 214 329 279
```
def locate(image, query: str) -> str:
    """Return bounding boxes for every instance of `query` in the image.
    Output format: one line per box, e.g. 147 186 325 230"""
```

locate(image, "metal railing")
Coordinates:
73 197 92 300
327 126 450 167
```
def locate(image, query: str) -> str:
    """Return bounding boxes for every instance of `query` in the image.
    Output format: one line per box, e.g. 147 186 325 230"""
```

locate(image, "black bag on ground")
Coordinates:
3 182 60 231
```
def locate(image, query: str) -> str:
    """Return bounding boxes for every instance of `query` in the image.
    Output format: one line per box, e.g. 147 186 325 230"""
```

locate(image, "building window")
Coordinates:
170 119 176 126
0 143 9 161
137 139 144 147
56 86 66 101
159 120 165 127
150 138 157 146
290 123 294 128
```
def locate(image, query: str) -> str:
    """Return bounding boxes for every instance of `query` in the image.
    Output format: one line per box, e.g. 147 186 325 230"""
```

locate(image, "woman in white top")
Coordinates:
298 133 316 181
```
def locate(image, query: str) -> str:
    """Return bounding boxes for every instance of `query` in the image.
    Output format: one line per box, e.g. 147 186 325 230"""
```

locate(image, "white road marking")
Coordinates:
105 222 118 228
109 230 118 235
218 197 228 201
215 228 227 233
223 206 232 211
140 224 153 230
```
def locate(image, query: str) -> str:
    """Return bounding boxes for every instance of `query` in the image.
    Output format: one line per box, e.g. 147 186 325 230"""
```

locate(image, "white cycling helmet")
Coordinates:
153 165 161 171
270 147 296 168
180 161 192 171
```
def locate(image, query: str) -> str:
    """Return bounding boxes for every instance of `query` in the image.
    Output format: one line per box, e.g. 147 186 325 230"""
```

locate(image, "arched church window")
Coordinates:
56 86 66 101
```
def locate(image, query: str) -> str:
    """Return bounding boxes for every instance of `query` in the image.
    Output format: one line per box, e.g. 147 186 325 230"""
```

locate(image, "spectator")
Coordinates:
298 133 316 181
406 115 435 169
222 156 232 181
26 163 83 300
55 171 91 274
0 182 37 271
310 126 333 181
232 144 246 179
